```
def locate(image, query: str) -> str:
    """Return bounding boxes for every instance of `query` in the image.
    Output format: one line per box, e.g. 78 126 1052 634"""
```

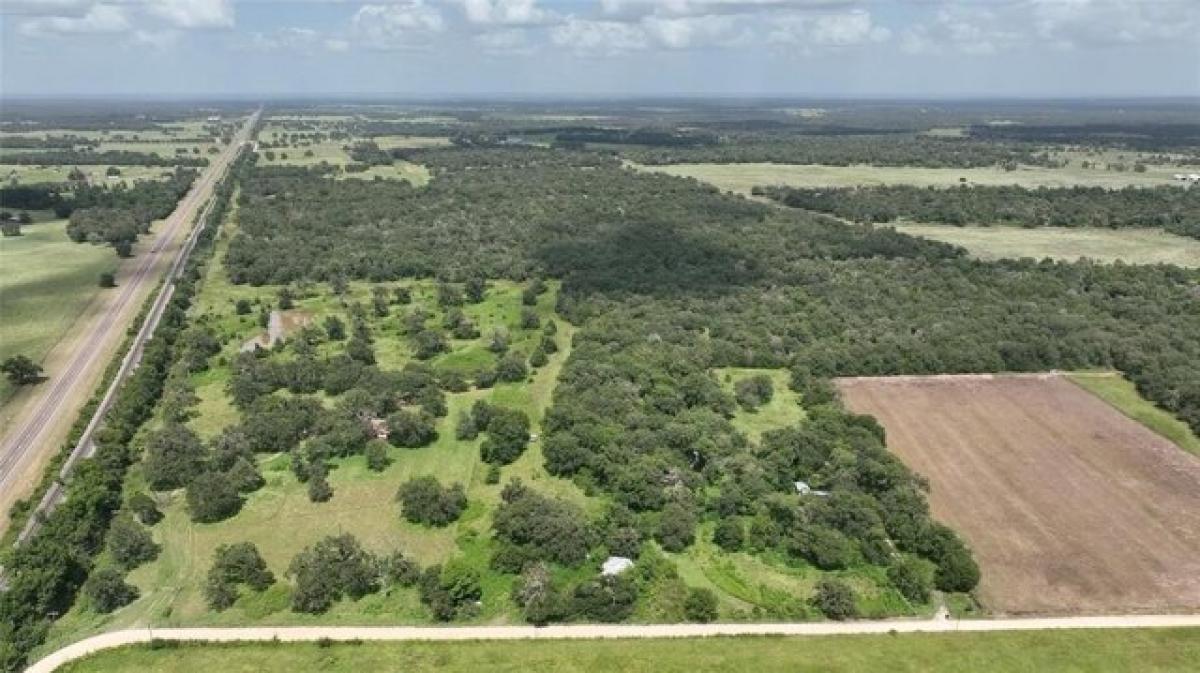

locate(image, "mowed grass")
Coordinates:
713 368 804 443
255 141 430 185
0 164 175 186
640 161 1182 195
893 224 1200 268
0 219 113 403
372 135 453 150
58 628 1200 673
1069 372 1200 456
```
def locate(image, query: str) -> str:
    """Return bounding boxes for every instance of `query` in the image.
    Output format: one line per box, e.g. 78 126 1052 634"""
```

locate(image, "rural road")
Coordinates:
25 614 1200 672
0 111 258 538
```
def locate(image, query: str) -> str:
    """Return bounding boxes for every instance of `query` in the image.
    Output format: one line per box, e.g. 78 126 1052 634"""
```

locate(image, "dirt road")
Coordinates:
25 614 1200 673
0 112 258 536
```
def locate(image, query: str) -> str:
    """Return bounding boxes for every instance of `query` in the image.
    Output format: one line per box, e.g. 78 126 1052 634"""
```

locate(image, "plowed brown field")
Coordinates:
837 373 1200 615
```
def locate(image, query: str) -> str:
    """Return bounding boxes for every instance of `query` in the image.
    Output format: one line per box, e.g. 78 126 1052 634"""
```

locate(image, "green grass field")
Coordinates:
1069 372 1200 456
893 224 1200 268
372 135 452 150
58 628 1200 673
0 219 114 404
255 140 430 185
640 161 1182 195
714 368 804 443
1 164 175 186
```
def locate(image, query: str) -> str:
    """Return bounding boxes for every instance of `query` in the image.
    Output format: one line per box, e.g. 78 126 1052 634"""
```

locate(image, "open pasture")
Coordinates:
54 629 1200 673
892 224 1200 268
1 164 175 186
641 161 1182 195
836 374 1200 615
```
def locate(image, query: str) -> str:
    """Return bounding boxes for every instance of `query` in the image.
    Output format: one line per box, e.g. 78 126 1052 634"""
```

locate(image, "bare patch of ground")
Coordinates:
836 373 1200 615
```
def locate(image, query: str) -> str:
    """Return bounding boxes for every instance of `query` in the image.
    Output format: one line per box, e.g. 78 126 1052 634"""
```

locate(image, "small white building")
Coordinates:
601 556 634 576
794 480 830 497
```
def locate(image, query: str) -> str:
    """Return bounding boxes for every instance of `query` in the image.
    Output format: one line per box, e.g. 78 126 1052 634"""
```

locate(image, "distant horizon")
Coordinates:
2 1 1197 100
3 93 1199 104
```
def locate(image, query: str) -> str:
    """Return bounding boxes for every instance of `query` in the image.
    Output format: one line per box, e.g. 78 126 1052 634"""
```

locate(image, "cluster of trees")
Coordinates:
758 184 1200 239
553 126 718 148
396 476 467 526
204 542 275 610
0 151 245 671
65 168 199 255
968 123 1200 152
622 133 1058 168
1 149 208 167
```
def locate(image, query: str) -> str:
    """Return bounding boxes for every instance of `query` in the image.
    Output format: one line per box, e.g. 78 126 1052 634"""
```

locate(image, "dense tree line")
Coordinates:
0 151 245 672
968 123 1200 153
65 168 198 254
621 134 1059 168
2 149 208 167
758 184 1200 239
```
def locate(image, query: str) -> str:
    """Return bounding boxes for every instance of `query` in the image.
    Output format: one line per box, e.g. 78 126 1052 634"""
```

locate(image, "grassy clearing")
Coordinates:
893 224 1200 268
372 135 453 150
714 368 804 443
59 628 1200 673
1068 372 1200 456
93 141 219 158
1 164 175 186
0 219 113 403
640 161 1181 195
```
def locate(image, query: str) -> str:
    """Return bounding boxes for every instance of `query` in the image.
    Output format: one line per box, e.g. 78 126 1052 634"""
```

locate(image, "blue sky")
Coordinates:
1 0 1197 97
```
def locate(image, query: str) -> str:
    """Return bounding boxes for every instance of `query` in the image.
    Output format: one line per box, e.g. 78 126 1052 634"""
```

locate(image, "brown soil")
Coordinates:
837 373 1200 615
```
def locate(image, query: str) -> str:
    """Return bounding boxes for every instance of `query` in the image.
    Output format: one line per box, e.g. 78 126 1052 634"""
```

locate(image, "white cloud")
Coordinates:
18 3 129 36
600 0 854 20
642 14 745 49
1029 0 1199 48
245 26 319 51
551 17 647 52
474 27 535 54
324 38 351 52
351 1 444 50
768 9 889 47
899 5 1021 56
457 0 553 26
146 0 234 29
132 27 181 48
1 0 93 17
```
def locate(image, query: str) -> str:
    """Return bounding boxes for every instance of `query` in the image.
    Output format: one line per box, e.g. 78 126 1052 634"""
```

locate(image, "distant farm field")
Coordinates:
0 219 113 405
892 224 1200 268
836 374 1200 615
641 162 1182 194
56 629 1200 673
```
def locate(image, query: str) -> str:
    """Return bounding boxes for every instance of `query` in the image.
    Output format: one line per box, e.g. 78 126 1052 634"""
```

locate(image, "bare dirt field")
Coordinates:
836 373 1200 616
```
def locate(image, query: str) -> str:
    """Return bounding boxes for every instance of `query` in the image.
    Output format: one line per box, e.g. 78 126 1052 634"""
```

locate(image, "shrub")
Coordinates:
396 476 468 527
186 471 243 523
98 272 116 288
684 587 719 623
480 407 530 465
572 575 637 622
386 409 438 448
888 556 935 604
655 502 697 552
127 492 162 526
713 517 744 552
364 440 391 471
83 569 138 614
734 374 774 410
287 534 380 614
812 578 857 620
107 514 159 569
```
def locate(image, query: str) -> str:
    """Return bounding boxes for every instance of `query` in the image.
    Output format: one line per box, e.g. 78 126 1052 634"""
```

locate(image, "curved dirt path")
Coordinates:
27 614 1200 673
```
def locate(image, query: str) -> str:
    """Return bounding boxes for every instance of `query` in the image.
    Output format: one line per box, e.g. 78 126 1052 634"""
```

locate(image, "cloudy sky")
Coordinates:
1 0 1197 97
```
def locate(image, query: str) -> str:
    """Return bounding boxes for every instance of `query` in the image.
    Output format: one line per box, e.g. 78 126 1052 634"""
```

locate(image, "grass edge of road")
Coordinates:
56 628 1200 673
1067 371 1200 456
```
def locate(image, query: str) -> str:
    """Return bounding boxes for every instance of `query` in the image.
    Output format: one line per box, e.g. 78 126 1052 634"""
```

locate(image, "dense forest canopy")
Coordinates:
757 184 1200 239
